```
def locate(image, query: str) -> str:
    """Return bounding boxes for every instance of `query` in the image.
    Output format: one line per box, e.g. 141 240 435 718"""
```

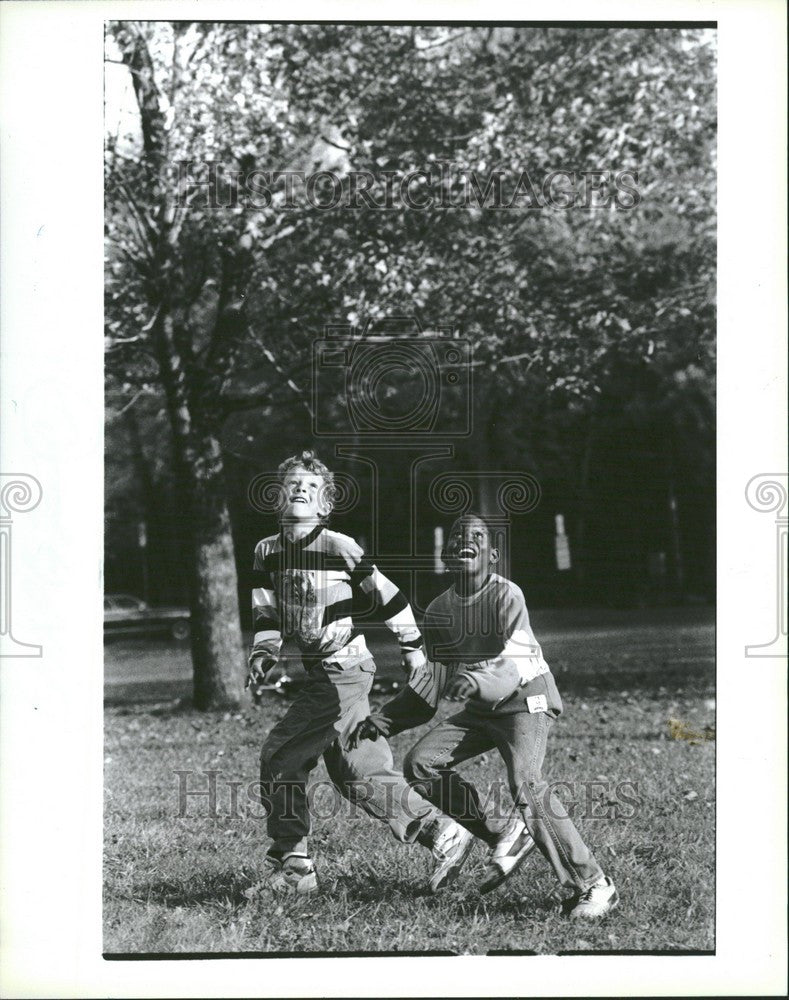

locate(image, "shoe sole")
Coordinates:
429 835 476 894
479 836 537 895
566 890 619 918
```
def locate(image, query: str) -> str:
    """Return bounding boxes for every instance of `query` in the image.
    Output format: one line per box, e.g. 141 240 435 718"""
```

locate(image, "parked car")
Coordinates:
104 594 190 641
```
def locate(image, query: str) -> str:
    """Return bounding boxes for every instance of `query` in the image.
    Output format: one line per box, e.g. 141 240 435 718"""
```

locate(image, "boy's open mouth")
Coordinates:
457 546 477 559
290 496 308 504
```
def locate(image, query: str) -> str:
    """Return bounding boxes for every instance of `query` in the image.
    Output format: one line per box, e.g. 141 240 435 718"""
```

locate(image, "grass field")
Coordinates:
104 615 714 955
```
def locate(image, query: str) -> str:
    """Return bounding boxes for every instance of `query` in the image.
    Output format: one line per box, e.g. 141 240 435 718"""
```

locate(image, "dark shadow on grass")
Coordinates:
139 871 254 908
484 892 563 919
327 868 562 919
141 868 437 910
328 870 432 903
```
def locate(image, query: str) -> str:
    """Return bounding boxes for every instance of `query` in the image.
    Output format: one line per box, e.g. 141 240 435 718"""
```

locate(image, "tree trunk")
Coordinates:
154 312 245 710
182 430 245 710
112 26 245 708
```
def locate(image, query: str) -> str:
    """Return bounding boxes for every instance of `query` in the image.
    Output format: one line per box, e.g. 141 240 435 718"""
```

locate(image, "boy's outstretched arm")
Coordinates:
348 661 439 748
247 543 283 698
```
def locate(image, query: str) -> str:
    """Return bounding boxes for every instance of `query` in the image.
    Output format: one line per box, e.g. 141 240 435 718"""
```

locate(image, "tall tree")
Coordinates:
106 22 355 705
105 23 716 692
106 23 283 707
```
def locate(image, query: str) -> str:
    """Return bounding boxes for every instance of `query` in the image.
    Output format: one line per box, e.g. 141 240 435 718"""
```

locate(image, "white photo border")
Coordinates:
0 0 786 996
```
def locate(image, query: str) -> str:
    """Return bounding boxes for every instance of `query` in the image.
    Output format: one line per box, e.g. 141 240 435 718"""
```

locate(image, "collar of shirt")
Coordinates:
279 524 325 551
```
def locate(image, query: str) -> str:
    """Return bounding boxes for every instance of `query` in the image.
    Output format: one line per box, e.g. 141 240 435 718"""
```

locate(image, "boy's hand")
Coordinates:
245 655 278 705
444 673 478 702
348 714 389 750
400 646 426 680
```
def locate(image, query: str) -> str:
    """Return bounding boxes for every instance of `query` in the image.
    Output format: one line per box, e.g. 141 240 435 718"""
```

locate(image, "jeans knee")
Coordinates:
404 747 434 783
512 771 544 806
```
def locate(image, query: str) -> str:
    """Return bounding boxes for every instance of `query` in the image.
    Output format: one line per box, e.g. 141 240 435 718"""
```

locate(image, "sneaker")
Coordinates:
564 875 618 918
479 817 536 894
244 852 318 897
427 819 475 893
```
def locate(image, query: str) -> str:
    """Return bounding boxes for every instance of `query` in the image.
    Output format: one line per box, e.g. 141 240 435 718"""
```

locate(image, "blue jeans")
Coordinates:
404 708 604 892
259 658 440 856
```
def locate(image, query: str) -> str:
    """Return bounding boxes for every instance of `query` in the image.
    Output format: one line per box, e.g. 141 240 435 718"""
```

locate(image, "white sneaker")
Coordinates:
428 820 475 893
479 817 536 894
245 852 318 897
565 875 618 918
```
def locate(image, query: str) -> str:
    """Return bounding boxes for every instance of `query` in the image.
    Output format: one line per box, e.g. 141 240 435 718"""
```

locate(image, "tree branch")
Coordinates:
319 134 351 151
218 386 272 415
110 23 166 173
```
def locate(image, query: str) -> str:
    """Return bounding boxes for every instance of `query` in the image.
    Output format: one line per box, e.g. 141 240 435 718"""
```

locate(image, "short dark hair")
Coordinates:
449 511 492 536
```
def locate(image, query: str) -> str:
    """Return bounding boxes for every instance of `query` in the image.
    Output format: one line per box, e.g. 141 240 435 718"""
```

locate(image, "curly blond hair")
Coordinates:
277 449 336 519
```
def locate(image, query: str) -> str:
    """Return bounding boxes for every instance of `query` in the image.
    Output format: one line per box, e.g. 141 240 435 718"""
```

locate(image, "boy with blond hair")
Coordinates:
246 450 473 894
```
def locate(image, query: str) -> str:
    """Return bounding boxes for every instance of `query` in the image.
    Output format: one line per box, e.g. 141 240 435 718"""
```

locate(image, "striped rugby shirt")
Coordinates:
376 573 562 731
250 524 423 671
